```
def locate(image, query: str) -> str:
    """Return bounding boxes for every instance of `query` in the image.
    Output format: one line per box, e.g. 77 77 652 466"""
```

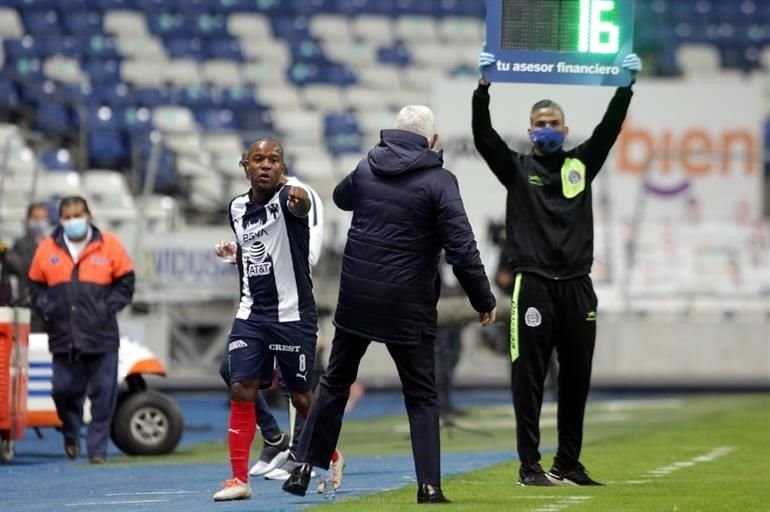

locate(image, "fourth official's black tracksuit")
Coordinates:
472 82 633 472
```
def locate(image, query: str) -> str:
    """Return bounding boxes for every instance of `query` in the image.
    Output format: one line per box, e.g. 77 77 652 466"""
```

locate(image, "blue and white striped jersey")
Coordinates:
228 181 318 323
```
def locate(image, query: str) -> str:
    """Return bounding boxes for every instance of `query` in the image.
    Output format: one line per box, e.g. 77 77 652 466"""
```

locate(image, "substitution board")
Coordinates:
485 0 635 86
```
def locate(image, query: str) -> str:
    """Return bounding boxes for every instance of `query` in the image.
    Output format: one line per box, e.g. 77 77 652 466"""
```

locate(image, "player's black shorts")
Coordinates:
223 318 317 392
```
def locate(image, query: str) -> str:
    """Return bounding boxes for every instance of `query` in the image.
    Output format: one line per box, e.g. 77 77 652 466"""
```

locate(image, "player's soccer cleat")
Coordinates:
282 463 313 497
317 450 345 494
212 478 252 501
518 463 556 486
546 464 603 486
249 433 290 477
417 483 451 504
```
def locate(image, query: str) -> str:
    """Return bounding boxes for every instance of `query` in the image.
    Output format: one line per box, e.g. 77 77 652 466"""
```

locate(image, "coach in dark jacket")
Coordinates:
284 106 497 504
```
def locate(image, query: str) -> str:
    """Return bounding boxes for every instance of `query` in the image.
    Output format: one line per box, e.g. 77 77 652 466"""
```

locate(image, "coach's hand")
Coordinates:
622 53 642 84
215 240 238 263
478 44 496 85
287 185 311 217
479 307 497 327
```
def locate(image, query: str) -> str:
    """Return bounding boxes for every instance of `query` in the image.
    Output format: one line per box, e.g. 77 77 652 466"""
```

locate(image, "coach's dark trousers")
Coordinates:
510 273 597 471
52 350 119 458
295 329 441 485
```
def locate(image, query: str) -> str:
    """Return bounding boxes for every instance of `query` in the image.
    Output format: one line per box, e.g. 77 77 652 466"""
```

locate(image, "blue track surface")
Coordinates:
1 391 516 511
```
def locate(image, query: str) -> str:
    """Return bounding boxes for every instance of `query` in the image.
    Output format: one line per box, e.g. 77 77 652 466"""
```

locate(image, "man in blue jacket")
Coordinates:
283 106 498 504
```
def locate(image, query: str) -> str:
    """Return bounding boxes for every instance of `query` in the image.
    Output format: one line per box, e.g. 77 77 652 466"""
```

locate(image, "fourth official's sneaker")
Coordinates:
249 433 290 477
212 478 252 501
546 464 603 486
518 463 555 486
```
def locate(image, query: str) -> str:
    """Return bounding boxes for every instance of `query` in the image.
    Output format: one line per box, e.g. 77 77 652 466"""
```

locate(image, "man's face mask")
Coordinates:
529 127 566 154
27 220 50 237
62 217 88 239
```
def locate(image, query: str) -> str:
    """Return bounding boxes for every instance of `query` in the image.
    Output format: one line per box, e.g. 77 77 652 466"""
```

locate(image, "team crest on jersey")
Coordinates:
525 307 542 327
246 241 272 277
568 169 583 185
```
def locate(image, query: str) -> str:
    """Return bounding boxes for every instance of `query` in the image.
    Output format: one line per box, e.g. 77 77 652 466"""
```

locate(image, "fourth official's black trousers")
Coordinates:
295 328 441 485
509 273 597 471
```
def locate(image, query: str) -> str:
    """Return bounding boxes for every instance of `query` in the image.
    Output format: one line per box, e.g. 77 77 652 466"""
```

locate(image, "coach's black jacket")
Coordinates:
332 129 496 345
472 83 633 280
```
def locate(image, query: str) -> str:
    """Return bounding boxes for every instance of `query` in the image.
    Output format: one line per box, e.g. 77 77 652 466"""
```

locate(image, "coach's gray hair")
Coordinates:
395 105 437 142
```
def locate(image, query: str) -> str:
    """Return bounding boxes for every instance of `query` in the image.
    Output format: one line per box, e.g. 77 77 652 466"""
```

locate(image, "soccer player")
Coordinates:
212 138 317 501
474 49 643 486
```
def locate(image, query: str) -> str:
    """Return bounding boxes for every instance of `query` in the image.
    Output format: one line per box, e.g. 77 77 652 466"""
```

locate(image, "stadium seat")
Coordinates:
438 17 484 44
310 15 352 41
323 41 377 67
352 15 393 45
162 59 203 86
676 43 721 77
394 16 439 43
122 59 169 87
115 36 168 60
104 10 148 36
240 60 288 86
153 105 197 133
41 148 75 172
227 13 273 41
301 84 345 111
201 59 243 86
0 7 24 38
195 108 238 131
36 171 81 200
62 10 103 35
21 9 62 37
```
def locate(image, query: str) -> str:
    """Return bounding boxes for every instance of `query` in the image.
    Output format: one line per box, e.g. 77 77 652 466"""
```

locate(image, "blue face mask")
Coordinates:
62 217 89 239
530 127 566 154
27 220 50 237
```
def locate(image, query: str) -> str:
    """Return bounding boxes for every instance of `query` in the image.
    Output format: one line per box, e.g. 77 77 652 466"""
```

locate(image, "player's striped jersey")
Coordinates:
228 182 316 323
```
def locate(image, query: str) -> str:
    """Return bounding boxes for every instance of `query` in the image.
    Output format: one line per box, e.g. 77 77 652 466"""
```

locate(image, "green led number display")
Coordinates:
578 0 620 54
500 0 622 54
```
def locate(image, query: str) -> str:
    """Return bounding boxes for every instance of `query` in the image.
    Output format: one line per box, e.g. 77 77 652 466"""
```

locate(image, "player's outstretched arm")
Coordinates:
287 185 311 218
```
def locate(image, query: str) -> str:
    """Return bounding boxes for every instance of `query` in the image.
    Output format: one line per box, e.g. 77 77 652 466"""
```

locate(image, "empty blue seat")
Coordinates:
91 0 138 8
287 62 322 85
394 0 440 17
147 13 183 36
182 14 229 37
323 112 359 135
219 85 260 108
121 105 153 133
175 85 217 108
238 0 291 16
195 108 238 131
272 17 311 40
21 9 62 36
134 0 168 12
320 64 356 85
293 0 335 16
205 37 243 60
42 148 76 171
10 58 44 79
88 128 129 168
166 37 205 59
15 0 59 9
291 39 327 63
62 11 103 34
36 102 75 135
133 87 172 108
0 77 20 111
57 82 94 104
377 43 411 66
81 35 121 60
88 83 131 107
3 38 43 61
84 59 122 85
236 109 273 132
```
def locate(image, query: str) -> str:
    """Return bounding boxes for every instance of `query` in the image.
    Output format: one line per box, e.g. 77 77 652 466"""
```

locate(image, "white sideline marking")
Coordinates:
531 496 592 512
625 446 736 483
105 491 202 496
65 499 170 506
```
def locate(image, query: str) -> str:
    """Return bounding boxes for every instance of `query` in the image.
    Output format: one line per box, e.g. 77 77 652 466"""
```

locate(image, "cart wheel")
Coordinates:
0 439 15 463
111 391 183 455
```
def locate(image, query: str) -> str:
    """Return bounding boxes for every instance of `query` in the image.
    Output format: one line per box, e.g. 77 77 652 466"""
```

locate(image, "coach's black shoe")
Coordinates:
282 463 312 496
64 437 80 460
518 463 555 486
546 464 603 486
417 484 451 504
